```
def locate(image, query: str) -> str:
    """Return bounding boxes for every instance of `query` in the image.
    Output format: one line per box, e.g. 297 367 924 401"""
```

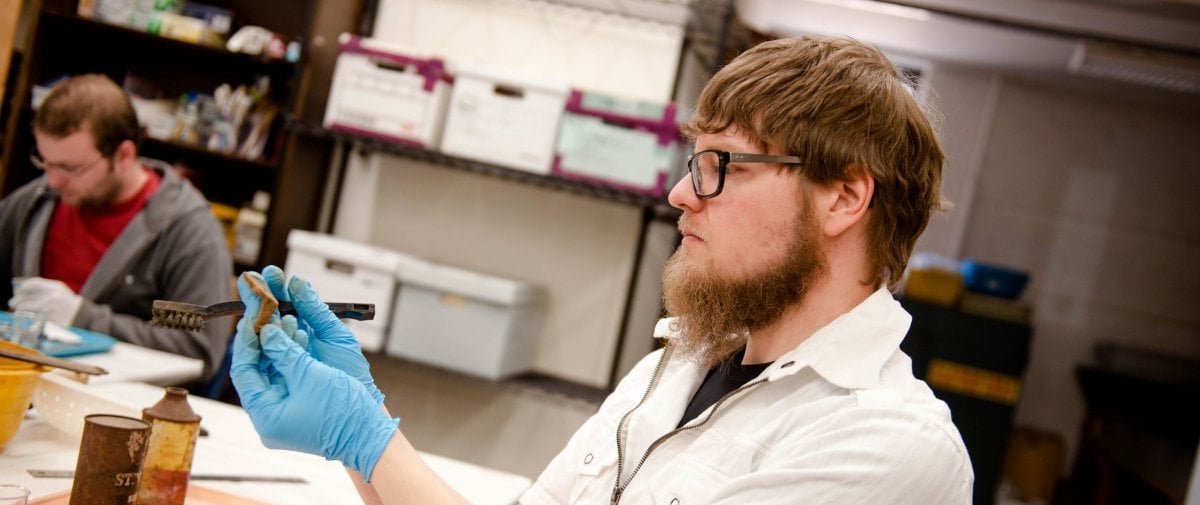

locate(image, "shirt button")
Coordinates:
584 453 594 464
125 275 135 285
781 361 796 368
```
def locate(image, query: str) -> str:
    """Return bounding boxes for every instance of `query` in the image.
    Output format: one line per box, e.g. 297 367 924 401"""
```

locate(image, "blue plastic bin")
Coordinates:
961 260 1029 299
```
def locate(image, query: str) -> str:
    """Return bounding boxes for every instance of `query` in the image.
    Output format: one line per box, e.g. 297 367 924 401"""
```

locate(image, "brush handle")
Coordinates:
261 301 377 321
308 302 376 321
153 300 376 321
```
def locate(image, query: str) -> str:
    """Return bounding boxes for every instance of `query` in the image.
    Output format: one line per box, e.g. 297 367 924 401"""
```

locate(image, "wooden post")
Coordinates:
0 0 24 107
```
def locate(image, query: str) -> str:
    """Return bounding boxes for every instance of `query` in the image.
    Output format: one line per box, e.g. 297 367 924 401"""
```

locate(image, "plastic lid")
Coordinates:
286 229 419 273
395 260 540 306
449 61 571 95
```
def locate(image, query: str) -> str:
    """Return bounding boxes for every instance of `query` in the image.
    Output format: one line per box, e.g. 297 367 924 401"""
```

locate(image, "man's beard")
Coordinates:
661 207 825 369
76 162 122 209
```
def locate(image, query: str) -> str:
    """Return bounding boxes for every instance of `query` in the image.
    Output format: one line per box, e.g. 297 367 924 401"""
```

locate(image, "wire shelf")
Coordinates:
286 118 682 214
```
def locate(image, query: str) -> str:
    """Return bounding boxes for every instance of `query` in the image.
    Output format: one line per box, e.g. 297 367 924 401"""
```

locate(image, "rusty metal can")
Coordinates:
135 387 201 505
69 414 151 505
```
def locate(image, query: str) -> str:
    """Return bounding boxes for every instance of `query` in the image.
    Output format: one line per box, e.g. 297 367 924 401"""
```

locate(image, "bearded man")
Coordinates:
224 35 974 505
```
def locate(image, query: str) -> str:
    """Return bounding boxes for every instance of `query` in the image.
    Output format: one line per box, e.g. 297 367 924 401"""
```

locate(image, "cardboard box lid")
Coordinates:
448 61 571 96
336 33 449 91
565 90 679 142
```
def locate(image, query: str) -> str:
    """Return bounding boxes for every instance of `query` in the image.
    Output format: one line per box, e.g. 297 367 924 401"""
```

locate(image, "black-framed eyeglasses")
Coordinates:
686 150 803 199
29 148 106 176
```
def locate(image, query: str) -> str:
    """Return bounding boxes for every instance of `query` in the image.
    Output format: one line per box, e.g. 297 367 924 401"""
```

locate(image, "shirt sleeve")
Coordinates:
73 204 233 381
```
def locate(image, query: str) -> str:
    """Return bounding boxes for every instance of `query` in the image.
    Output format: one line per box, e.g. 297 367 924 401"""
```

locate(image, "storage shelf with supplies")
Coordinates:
286 118 681 214
0 0 368 269
141 137 278 170
38 10 299 72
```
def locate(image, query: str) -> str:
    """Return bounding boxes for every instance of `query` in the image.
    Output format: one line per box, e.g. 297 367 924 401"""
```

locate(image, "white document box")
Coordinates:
387 260 543 380
284 230 420 352
323 34 451 149
439 63 569 174
553 90 681 197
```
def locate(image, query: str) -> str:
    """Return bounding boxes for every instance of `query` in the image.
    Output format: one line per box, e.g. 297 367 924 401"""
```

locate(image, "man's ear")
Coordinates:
113 139 137 168
820 168 874 238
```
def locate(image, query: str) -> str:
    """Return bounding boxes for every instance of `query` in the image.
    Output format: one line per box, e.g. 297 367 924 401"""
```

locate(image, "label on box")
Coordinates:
926 358 1022 405
557 114 675 188
439 293 469 309
578 93 668 121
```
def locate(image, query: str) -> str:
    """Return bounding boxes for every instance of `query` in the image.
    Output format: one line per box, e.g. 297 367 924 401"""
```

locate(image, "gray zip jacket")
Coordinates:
0 161 233 381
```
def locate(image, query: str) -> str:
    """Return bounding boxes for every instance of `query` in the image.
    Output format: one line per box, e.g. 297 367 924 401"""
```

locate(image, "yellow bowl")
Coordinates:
0 341 50 448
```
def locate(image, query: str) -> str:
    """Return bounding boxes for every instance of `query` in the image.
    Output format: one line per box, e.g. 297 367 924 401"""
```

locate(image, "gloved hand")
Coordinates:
230 280 398 480
9 277 83 326
261 265 385 406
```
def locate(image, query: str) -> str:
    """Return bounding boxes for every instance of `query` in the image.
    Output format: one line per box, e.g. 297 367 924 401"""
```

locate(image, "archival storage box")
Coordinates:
387 260 543 380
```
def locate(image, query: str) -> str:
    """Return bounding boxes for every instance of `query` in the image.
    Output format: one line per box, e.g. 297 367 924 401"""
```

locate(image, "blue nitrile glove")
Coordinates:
230 319 399 479
260 265 385 406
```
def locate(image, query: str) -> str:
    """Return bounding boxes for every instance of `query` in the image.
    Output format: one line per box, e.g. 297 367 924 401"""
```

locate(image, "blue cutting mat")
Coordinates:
0 311 118 357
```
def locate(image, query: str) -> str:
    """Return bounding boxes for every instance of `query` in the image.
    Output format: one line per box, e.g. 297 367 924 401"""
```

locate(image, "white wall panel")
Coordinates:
345 156 642 388
374 0 684 103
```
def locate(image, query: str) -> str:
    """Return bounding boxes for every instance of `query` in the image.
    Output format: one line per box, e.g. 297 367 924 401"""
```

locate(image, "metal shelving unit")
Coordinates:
304 0 737 390
286 118 677 212
291 0 741 229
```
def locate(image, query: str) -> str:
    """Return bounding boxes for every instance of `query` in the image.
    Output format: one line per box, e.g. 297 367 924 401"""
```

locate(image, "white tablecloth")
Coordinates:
73 342 206 386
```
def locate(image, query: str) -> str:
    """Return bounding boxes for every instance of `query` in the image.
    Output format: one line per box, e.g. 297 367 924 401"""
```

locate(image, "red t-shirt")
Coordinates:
41 169 162 293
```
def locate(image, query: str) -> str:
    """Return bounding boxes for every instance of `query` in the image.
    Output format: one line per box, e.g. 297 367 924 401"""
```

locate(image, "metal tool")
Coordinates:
28 469 308 483
0 346 107 376
149 300 375 331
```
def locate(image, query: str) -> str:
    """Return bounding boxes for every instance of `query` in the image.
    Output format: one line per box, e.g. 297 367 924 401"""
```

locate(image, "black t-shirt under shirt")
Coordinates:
677 346 773 428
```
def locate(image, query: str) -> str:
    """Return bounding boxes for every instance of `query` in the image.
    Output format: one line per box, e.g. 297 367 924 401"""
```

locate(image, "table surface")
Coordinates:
0 381 532 505
1 310 207 387
74 341 206 386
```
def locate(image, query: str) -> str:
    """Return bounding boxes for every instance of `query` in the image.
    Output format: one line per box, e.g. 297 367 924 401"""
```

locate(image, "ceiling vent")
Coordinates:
737 0 1200 94
1069 41 1200 94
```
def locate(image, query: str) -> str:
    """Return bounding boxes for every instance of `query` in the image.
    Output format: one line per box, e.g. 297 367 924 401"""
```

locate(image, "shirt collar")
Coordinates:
777 287 911 388
654 286 912 390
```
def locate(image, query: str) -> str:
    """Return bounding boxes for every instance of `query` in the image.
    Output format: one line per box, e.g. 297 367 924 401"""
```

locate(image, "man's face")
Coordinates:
33 128 121 209
662 129 826 367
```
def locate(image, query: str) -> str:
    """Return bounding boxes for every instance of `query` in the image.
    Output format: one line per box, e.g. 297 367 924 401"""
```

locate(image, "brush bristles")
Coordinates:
150 309 206 331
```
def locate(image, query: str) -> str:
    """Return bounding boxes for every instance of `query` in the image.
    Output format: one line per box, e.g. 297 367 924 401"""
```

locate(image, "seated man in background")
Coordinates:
0 73 233 383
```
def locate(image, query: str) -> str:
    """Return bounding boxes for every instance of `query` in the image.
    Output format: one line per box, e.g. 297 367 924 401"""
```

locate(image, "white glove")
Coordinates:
9 277 84 326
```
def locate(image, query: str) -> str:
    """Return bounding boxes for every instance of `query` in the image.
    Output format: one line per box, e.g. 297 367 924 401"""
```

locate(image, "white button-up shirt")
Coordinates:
521 287 973 504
